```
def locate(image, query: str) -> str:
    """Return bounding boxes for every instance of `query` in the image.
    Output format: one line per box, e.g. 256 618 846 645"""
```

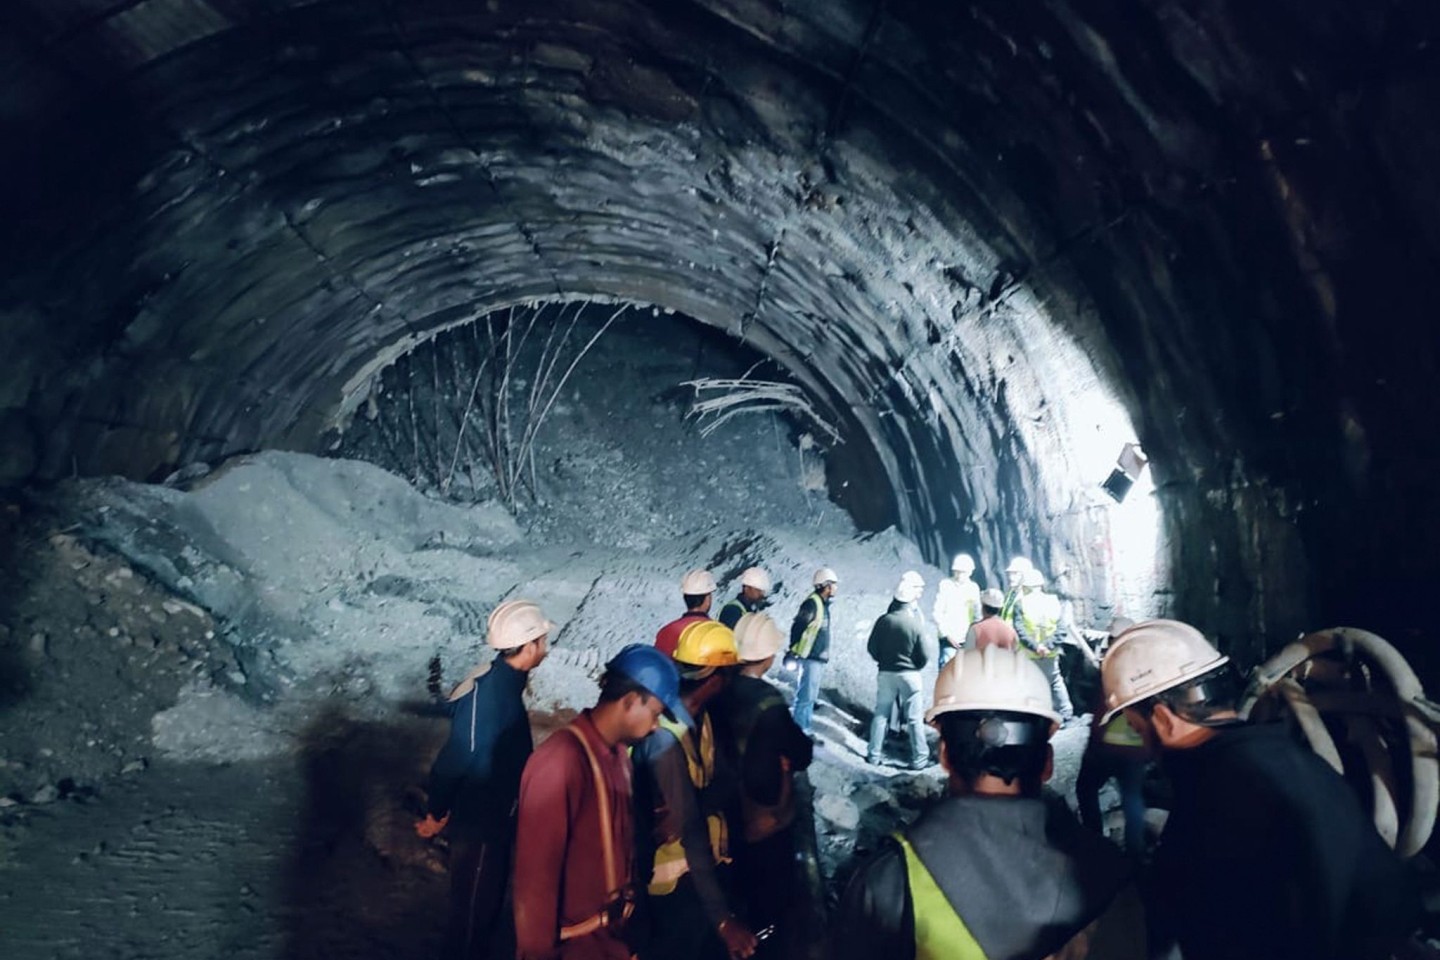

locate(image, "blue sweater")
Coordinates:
424 656 532 841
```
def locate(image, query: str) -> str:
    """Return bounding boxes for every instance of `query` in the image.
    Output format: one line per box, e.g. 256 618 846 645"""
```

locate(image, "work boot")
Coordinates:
904 756 933 771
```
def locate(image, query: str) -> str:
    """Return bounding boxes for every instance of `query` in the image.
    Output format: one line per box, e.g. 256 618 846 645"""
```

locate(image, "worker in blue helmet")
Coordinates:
513 645 686 960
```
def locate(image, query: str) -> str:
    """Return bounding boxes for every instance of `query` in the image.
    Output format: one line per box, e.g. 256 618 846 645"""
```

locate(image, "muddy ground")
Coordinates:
0 316 1107 959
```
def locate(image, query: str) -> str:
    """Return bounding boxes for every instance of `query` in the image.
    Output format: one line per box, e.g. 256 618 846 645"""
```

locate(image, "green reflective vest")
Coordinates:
895 833 986 960
789 593 826 659
1017 590 1061 657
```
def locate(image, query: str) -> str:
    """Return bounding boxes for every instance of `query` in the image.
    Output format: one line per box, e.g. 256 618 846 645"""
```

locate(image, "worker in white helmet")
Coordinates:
835 646 1142 959
416 599 555 960
1101 619 1418 960
998 556 1033 621
1010 568 1075 723
865 571 932 769
785 567 838 736
717 567 773 629
715 612 813 957
656 568 717 658
932 553 982 669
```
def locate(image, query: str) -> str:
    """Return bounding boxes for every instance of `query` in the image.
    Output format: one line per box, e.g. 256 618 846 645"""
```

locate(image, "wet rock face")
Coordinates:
1 1 1438 653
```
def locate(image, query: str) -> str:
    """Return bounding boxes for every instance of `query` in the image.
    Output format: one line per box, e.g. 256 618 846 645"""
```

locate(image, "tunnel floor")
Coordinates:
0 467 1098 960
0 316 1101 959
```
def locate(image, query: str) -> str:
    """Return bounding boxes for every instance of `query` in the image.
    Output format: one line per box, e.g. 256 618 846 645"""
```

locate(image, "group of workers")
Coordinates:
864 553 1078 770
416 564 1423 960
419 567 820 960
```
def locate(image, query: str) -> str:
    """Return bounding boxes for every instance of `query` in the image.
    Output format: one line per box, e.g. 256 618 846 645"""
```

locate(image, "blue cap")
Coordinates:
606 644 691 727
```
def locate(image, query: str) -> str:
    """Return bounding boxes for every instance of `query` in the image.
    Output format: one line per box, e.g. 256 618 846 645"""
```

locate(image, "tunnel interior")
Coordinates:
2 0 1439 957
10 0 1438 652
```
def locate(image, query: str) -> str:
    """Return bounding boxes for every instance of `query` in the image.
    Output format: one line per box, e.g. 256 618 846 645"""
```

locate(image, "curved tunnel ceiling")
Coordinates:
2 1 1439 660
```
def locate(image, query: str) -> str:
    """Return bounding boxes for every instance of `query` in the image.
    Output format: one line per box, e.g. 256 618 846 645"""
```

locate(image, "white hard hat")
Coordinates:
813 567 839 587
680 568 717 595
733 612 784 662
1006 557 1034 574
486 599 556 650
1021 569 1044 589
926 646 1061 727
1099 619 1230 724
980 588 1005 608
739 567 772 594
894 570 925 603
951 553 976 573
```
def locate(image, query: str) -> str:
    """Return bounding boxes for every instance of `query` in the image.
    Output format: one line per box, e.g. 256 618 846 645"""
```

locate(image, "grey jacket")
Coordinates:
866 599 929 673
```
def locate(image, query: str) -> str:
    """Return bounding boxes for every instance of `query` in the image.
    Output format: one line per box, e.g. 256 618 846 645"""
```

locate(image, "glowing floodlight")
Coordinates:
1101 443 1148 503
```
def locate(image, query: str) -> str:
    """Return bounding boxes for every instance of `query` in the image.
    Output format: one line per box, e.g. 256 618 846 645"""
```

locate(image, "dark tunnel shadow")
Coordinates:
284 701 454 960
0 493 38 711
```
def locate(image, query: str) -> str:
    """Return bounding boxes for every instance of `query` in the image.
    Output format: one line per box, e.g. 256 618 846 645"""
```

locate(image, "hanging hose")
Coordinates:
1241 627 1438 857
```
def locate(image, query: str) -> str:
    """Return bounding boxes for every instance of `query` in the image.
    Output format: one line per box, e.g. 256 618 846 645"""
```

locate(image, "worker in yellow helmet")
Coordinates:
835 646 1142 960
632 620 758 960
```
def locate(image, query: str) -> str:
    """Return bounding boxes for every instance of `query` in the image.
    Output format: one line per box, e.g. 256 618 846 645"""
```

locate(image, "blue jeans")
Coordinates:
938 639 958 670
1033 654 1075 720
867 670 926 764
792 658 825 734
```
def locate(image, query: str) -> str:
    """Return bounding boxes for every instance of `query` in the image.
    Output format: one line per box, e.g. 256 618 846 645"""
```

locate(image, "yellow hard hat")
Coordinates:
673 620 740 671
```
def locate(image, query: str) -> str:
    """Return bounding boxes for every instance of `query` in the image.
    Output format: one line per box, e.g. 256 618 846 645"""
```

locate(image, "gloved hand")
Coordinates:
414 813 449 838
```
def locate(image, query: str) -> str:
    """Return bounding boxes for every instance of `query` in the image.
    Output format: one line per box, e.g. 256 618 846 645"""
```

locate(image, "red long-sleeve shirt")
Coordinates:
654 612 709 658
513 710 635 960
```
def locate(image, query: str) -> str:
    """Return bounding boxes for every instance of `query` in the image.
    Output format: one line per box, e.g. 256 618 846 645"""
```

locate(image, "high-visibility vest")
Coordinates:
647 713 730 896
961 581 981 629
1017 591 1060 656
1101 713 1145 748
999 586 1021 623
895 833 986 960
789 594 826 659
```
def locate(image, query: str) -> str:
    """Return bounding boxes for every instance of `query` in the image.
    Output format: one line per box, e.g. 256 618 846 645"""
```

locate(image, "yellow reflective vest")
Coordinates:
1017 590 1061 657
647 713 731 896
896 833 987 960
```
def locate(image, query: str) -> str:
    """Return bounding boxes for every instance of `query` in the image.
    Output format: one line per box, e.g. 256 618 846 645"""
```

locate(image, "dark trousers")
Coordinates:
1075 746 1148 858
641 872 728 960
737 827 800 958
444 833 513 960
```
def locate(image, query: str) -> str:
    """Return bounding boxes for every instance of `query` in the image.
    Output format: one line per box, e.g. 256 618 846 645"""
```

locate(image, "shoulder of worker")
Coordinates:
905 794 1135 957
630 722 686 767
832 837 910 960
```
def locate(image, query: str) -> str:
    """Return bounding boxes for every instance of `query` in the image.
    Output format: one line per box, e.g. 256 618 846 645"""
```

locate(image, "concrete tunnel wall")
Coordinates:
2 0 1438 667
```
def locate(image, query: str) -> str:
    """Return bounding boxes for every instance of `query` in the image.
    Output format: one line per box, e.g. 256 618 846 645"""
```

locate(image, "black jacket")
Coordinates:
717 593 764 630
1148 721 1418 960
835 792 1142 960
789 593 832 661
713 675 813 807
866 600 929 673
424 657 532 841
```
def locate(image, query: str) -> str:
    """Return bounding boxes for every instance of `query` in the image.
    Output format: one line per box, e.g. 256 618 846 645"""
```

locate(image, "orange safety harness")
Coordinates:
556 724 636 942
